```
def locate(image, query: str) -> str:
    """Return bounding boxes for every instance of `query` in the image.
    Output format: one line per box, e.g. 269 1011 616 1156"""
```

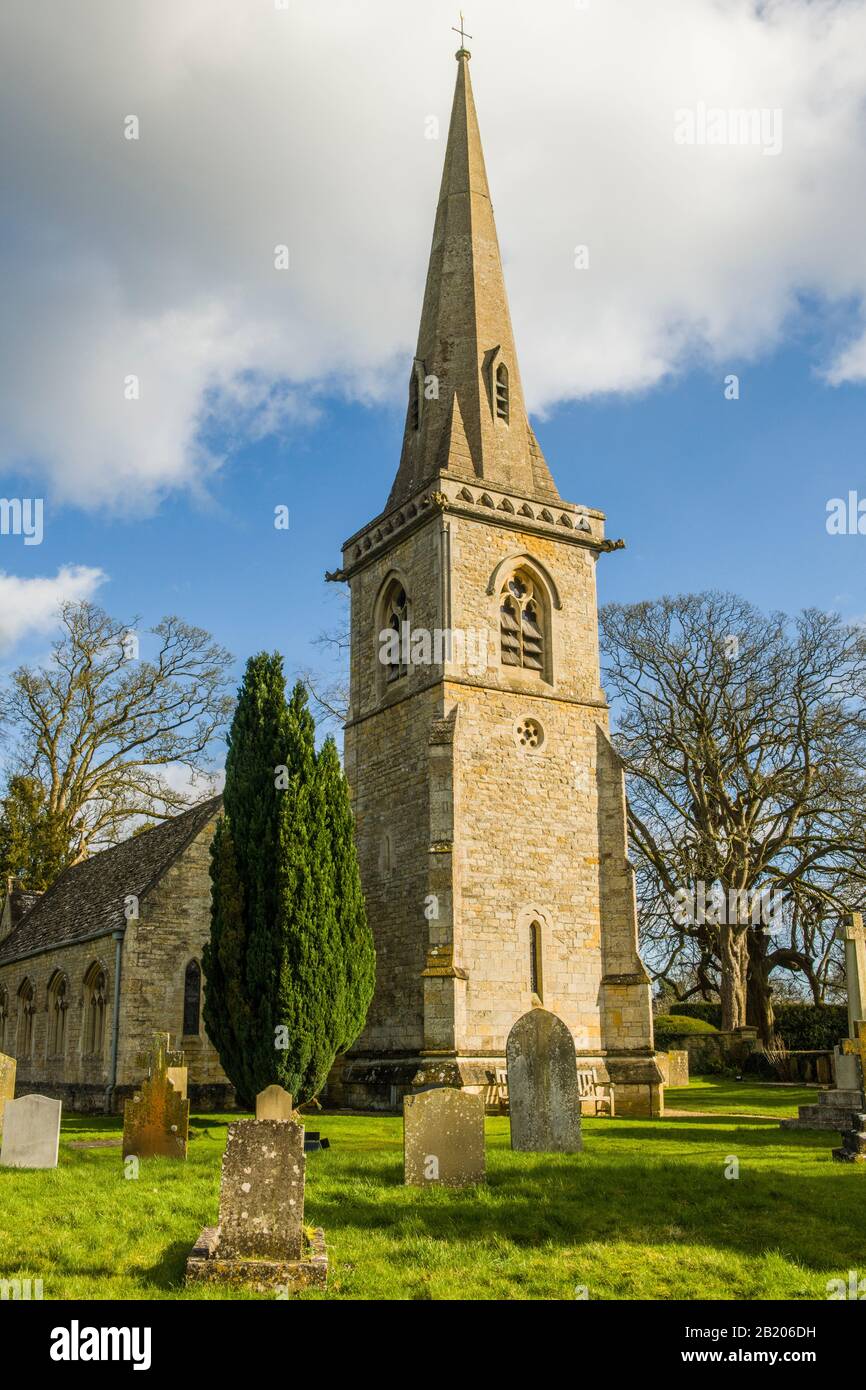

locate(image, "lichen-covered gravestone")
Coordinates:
256 1084 293 1121
0 1094 61 1169
403 1087 485 1187
0 1053 15 1133
186 1117 327 1291
122 1032 189 1160
506 1008 583 1153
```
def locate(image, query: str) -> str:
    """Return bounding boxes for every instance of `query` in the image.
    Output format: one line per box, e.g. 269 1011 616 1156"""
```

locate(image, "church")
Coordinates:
0 47 661 1118
327 47 662 1116
0 799 233 1112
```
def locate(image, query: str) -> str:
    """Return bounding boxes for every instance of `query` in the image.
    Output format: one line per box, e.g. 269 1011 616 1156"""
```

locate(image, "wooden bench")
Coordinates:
577 1066 615 1117
488 1065 613 1116
485 1065 510 1114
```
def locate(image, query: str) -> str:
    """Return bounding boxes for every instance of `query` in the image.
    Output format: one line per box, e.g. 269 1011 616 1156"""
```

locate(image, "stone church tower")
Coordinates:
330 48 662 1116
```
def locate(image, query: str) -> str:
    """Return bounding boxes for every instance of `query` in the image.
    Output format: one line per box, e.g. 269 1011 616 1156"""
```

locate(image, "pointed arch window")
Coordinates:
83 963 107 1058
496 363 510 422
183 960 202 1037
499 569 545 673
380 580 410 684
0 986 7 1052
16 978 35 1058
47 972 69 1058
529 921 543 1001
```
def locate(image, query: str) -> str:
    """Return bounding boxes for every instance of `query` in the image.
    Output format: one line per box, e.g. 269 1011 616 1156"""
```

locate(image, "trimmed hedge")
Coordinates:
654 1013 719 1050
667 1001 847 1051
669 1002 723 1028
773 1004 847 1051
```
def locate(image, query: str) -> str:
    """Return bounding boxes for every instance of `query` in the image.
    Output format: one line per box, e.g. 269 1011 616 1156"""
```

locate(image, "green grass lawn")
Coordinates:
1 1078 861 1301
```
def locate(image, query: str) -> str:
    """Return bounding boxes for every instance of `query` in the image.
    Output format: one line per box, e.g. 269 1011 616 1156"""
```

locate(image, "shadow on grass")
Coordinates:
299 1136 862 1279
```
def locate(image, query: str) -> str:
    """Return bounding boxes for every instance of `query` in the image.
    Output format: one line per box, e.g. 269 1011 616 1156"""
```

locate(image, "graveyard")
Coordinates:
2 1076 865 1302
2 11 865 1339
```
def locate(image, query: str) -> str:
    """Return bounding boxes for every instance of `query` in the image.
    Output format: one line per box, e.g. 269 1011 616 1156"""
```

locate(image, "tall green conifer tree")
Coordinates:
204 657 374 1107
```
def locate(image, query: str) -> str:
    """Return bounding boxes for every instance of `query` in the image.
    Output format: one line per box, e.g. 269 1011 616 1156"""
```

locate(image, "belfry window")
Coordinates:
382 582 410 684
496 363 510 422
500 570 544 672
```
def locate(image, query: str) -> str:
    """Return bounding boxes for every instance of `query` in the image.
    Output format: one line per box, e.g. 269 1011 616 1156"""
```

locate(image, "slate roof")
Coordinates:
5 888 42 928
0 796 222 965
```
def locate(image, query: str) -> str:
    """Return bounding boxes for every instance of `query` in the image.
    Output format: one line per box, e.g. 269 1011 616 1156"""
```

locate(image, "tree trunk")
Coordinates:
746 936 776 1046
718 923 749 1030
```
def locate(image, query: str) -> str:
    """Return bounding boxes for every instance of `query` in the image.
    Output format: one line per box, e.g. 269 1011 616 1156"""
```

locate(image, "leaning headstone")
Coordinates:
0 1094 61 1169
0 1053 15 1132
403 1087 485 1187
186 1118 327 1292
506 1008 583 1153
256 1084 293 1121
122 1032 189 1160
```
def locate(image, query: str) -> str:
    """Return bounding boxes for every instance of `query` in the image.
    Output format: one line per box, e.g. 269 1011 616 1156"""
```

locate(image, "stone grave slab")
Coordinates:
186 1117 327 1292
0 1094 61 1169
255 1084 293 1121
506 1007 583 1153
166 1066 188 1100
403 1087 485 1187
123 1032 189 1160
0 1052 15 1132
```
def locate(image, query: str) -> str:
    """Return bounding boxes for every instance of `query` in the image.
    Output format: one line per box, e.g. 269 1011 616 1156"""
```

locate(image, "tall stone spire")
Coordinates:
386 49 560 511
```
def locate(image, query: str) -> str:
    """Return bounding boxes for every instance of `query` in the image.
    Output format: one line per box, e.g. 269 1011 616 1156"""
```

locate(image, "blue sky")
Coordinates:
2 0 866 754
4 329 864 694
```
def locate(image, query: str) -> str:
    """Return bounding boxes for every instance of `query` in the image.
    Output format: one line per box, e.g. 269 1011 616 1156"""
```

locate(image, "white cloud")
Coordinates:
2 0 866 512
0 566 106 654
822 329 866 385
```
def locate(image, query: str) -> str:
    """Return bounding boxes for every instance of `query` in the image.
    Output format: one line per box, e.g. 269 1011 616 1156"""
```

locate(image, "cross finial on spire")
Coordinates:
452 11 472 57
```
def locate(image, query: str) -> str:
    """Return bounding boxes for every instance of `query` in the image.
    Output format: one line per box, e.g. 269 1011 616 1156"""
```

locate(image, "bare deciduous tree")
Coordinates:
600 592 866 1040
0 600 234 865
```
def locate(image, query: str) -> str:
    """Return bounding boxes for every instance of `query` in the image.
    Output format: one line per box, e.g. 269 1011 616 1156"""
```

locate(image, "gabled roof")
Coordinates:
0 796 222 965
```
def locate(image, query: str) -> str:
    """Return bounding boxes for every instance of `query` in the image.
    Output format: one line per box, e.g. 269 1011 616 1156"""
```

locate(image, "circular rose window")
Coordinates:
515 717 545 751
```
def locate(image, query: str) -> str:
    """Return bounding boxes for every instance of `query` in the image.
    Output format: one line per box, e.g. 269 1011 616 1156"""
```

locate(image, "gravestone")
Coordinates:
186 1117 327 1291
833 1110 866 1163
783 927 866 1134
166 1066 188 1100
122 1032 189 1160
403 1087 485 1187
666 1050 689 1088
506 1007 583 1153
0 1053 15 1132
256 1084 293 1121
218 1119 305 1260
0 1094 61 1169
837 914 866 1038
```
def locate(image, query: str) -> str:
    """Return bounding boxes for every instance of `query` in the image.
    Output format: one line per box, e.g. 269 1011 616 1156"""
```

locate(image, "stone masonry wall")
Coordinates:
0 936 117 1105
117 814 229 1091
342 489 657 1085
0 814 233 1111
